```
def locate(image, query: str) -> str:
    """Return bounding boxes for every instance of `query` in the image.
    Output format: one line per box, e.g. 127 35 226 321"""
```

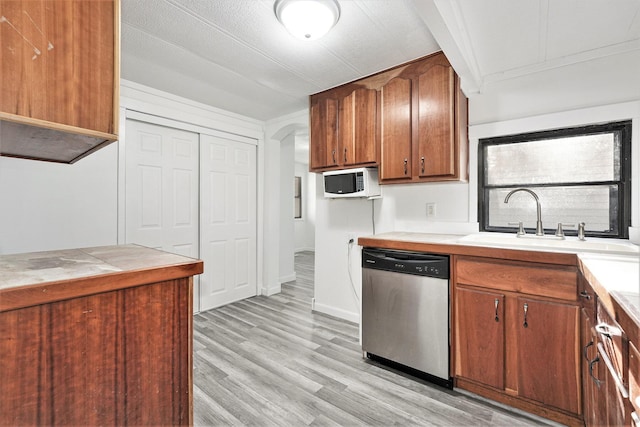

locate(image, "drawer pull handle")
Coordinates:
523 303 528 328
579 290 591 300
494 298 499 322
332 149 336 163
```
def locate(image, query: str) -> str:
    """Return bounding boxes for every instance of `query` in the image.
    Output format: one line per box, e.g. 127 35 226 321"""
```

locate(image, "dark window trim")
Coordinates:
478 120 632 239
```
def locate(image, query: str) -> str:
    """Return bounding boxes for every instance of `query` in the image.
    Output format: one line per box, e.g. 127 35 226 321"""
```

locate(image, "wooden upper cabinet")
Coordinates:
310 87 376 172
0 0 120 163
380 77 412 180
416 64 455 178
339 88 377 167
308 51 468 181
379 52 467 184
310 97 339 170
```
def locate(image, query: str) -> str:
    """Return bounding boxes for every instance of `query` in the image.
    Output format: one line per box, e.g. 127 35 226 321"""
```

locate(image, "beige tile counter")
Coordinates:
0 244 203 311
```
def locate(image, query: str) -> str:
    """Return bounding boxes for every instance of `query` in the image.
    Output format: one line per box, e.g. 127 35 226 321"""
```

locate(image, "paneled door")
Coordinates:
124 120 200 309
199 134 257 310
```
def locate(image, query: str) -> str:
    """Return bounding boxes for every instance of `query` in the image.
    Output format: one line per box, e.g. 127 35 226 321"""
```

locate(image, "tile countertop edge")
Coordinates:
0 244 204 312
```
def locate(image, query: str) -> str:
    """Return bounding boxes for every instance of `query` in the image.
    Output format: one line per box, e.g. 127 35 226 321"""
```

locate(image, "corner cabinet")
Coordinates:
309 51 468 183
380 53 468 183
0 0 120 163
453 256 582 427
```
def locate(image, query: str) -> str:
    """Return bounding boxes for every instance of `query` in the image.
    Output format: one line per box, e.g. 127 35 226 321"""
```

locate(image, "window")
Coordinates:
479 121 631 238
294 176 302 219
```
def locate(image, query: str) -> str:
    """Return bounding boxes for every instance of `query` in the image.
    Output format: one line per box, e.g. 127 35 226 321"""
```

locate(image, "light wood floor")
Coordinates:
193 251 556 426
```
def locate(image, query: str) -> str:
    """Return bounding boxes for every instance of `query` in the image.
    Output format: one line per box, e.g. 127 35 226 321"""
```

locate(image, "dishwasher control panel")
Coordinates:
362 248 449 279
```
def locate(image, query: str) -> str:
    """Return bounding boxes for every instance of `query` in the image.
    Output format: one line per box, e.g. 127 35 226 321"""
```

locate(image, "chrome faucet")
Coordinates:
504 188 544 236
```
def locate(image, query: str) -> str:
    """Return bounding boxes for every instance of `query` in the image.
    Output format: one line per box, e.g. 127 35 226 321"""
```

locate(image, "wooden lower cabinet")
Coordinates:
455 287 505 390
515 297 580 415
0 245 202 426
454 256 582 426
1 279 192 426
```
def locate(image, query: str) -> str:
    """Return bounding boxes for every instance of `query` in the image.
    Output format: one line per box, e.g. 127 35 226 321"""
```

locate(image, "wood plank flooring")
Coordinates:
193 251 557 426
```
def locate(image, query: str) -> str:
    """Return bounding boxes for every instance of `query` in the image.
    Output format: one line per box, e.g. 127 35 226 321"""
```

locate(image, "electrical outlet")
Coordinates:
426 202 437 218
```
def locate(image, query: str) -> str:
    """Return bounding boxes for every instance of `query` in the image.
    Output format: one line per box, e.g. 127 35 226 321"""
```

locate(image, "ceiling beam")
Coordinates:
411 0 482 95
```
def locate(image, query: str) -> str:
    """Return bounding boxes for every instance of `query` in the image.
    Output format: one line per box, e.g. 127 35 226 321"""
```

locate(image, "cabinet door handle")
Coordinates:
332 149 336 163
344 147 348 163
403 158 408 175
583 340 593 361
421 156 425 174
589 355 602 388
494 298 499 322
523 303 528 328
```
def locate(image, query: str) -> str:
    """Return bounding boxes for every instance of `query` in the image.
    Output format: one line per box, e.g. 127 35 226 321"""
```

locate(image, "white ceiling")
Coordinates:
121 0 440 121
121 0 640 122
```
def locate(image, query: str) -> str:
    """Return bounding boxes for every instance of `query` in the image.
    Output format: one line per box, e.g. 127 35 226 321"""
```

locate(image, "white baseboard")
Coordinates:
279 273 296 283
262 283 281 296
312 301 360 324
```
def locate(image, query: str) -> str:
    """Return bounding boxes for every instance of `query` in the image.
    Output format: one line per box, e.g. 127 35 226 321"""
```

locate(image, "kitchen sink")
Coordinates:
457 232 640 255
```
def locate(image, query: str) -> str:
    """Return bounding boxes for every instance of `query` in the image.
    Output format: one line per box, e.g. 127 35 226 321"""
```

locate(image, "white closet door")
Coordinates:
200 134 257 310
124 120 200 309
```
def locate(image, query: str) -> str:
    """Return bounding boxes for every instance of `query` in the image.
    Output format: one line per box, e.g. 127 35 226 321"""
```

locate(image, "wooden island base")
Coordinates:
0 245 203 426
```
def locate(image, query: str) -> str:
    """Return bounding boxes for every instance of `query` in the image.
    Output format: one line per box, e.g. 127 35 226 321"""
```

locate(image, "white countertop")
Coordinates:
578 252 640 326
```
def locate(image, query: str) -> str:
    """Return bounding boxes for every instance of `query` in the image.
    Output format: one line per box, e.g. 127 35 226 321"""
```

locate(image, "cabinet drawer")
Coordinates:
456 257 577 301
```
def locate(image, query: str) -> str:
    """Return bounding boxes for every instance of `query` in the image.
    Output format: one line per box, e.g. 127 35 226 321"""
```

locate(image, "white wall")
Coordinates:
294 161 316 252
264 109 309 295
0 143 118 255
279 134 296 283
312 60 640 324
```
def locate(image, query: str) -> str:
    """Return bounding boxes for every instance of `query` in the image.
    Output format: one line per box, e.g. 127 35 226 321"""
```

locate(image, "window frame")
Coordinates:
478 120 632 239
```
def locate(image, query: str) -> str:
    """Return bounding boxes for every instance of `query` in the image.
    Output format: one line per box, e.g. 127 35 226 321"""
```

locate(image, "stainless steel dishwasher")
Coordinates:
361 247 451 388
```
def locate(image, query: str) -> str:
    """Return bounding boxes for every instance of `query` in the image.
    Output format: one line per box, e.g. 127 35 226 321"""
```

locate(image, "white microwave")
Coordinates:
323 167 380 198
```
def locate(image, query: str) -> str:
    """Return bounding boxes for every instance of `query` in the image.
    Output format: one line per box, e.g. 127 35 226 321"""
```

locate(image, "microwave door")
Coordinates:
325 173 358 194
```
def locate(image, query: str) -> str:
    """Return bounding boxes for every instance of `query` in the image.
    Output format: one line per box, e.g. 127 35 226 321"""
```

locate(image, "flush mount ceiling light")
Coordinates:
274 0 341 41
